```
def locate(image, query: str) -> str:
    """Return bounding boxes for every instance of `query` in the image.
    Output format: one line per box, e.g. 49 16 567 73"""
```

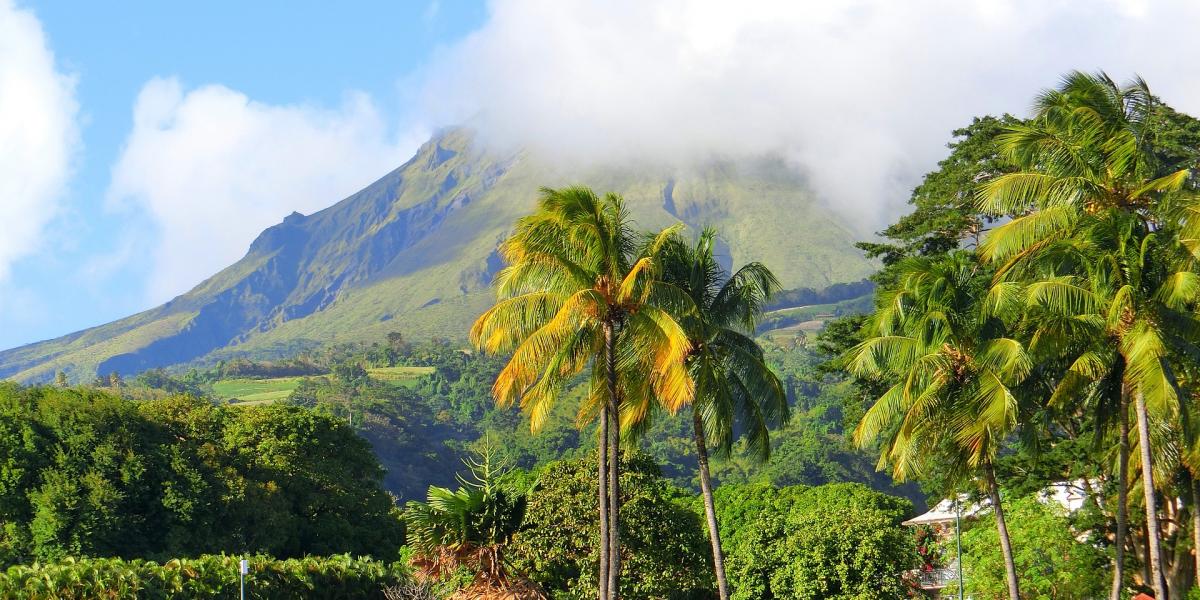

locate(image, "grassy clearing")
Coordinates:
367 365 435 386
212 377 304 405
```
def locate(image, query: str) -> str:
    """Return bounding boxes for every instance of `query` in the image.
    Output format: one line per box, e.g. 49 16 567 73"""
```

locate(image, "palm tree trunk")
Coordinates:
598 400 610 600
1192 477 1200 589
1140 522 1154 589
604 322 621 600
1135 389 1169 600
693 410 730 600
1112 395 1130 600
607 399 620 600
985 463 1021 600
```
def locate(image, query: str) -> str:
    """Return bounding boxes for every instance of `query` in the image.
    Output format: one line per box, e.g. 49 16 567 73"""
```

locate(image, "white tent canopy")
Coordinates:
902 479 1094 527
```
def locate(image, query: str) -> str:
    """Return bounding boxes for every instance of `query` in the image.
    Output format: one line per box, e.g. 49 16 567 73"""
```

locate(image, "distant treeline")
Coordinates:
124 332 921 507
764 279 875 311
215 356 326 379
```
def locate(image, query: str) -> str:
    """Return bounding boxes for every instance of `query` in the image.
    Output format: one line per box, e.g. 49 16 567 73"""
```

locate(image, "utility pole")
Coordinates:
240 558 248 600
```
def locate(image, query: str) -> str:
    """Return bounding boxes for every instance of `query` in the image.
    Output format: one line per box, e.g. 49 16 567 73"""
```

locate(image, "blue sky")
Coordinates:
4 0 1200 351
0 1 485 348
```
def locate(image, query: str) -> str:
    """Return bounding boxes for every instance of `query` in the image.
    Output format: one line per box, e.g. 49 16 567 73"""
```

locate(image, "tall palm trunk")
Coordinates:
604 322 621 600
693 411 730 600
598 401 610 600
1135 389 1169 600
1112 397 1130 600
1192 477 1200 587
985 463 1021 600
607 400 620 599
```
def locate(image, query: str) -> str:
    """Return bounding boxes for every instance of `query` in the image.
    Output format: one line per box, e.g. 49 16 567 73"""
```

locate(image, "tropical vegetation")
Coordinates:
658 227 788 599
470 186 694 599
16 69 1200 600
837 70 1200 599
0 384 403 566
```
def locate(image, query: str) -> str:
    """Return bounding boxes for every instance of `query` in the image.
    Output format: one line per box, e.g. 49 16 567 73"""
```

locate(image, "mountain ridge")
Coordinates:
0 129 875 383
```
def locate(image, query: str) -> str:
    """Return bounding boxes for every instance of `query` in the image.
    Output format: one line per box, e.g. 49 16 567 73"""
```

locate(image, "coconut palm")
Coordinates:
469 186 693 600
992 215 1199 598
978 71 1200 599
845 251 1031 600
658 228 788 600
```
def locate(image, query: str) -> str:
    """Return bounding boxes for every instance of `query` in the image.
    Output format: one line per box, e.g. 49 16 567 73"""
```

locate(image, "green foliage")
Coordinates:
858 115 1021 268
217 357 326 379
658 226 787 459
844 252 1031 483
0 384 402 566
718 482 915 600
951 496 1107 600
0 554 408 600
509 454 712 599
404 438 527 580
764 280 875 312
212 376 303 404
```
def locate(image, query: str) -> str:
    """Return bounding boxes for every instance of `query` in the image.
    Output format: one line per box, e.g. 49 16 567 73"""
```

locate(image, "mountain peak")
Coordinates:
0 130 874 382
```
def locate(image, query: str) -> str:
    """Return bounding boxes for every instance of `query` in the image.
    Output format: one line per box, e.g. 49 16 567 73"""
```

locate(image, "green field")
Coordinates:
212 377 303 405
367 365 435 386
210 366 433 405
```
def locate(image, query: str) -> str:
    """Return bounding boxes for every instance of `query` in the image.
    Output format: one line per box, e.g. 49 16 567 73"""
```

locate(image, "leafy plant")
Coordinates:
404 437 528 586
509 454 712 600
0 554 409 600
720 482 915 600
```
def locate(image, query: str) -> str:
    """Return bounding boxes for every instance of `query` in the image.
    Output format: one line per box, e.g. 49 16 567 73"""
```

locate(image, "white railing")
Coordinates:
915 567 957 589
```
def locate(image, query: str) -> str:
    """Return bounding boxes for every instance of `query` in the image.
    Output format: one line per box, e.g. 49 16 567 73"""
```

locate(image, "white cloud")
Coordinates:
417 0 1200 226
0 0 78 283
103 0 1200 305
108 78 423 302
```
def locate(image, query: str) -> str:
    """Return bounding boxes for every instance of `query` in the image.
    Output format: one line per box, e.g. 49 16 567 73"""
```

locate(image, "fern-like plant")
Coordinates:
404 437 528 585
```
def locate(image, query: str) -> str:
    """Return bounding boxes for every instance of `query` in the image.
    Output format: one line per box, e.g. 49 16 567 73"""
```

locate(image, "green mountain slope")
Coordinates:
0 129 875 382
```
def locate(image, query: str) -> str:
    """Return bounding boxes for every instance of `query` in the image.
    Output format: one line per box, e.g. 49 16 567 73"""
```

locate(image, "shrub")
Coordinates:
509 454 713 599
722 482 916 600
952 495 1107 600
0 554 408 600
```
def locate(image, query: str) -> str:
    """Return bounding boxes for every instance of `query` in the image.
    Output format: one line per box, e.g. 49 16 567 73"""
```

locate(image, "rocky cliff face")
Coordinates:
0 129 874 382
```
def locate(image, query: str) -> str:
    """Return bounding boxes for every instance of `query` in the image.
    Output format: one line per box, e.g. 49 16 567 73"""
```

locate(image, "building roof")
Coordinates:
902 495 985 526
903 479 1095 527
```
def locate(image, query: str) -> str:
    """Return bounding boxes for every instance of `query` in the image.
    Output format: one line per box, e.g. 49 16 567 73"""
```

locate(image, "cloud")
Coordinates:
416 0 1200 226
108 78 423 302
103 0 1200 304
0 0 78 283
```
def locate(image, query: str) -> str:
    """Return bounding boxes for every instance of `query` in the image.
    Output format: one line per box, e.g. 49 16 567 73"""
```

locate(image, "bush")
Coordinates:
721 482 916 600
509 454 713 599
952 495 1107 600
0 554 408 599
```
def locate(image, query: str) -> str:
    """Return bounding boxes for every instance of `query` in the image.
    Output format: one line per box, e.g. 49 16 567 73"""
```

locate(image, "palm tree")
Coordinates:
845 252 1031 600
978 71 1200 600
470 186 693 600
658 228 788 600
